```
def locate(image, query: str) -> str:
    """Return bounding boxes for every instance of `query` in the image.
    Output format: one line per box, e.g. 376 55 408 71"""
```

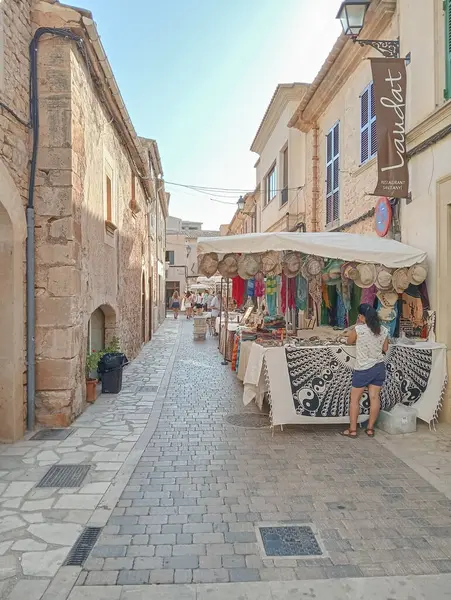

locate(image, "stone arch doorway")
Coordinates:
0 160 26 442
87 304 117 352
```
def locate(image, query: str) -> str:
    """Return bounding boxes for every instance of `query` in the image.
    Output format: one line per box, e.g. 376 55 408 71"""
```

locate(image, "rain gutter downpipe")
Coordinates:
27 28 83 431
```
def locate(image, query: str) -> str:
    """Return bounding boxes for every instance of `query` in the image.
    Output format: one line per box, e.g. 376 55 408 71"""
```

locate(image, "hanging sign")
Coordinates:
375 197 392 237
371 57 408 198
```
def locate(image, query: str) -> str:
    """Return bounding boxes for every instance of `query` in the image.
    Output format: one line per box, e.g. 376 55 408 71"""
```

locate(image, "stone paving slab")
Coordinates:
0 322 179 599
67 573 451 599
77 319 451 586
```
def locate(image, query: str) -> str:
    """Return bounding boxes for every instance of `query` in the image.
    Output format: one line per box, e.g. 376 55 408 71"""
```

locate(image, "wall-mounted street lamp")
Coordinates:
336 0 400 58
236 196 255 217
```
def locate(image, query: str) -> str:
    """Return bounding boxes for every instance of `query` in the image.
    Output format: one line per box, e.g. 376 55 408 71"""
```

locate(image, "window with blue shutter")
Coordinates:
445 0 451 100
326 122 340 225
360 82 377 164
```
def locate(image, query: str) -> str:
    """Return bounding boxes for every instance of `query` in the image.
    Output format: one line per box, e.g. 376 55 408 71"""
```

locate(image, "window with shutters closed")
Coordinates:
445 0 451 100
326 122 340 226
360 82 377 164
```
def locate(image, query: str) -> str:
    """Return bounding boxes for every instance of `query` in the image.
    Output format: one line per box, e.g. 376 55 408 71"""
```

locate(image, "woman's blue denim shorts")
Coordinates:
352 362 386 388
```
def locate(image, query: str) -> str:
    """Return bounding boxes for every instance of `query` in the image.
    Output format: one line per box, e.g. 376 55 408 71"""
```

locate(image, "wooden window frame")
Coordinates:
265 163 277 206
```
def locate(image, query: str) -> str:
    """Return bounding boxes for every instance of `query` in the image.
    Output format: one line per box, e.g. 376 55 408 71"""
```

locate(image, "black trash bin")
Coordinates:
98 352 128 394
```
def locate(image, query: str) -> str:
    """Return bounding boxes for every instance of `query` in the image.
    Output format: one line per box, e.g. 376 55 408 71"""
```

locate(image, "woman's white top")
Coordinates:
354 324 388 371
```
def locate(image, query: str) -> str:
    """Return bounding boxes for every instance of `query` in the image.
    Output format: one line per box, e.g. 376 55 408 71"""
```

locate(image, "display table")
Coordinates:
243 341 447 427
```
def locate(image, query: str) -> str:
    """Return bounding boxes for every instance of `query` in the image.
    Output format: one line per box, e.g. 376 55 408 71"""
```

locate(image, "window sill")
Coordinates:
325 219 340 231
352 155 377 178
105 220 117 236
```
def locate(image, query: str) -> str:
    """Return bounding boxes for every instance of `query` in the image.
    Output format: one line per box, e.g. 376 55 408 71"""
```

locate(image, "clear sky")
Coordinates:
80 0 342 229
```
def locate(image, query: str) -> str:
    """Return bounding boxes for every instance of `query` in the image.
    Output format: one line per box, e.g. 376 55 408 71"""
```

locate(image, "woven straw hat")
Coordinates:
282 252 302 278
375 266 393 291
341 262 358 281
198 253 219 277
217 253 239 278
354 263 377 289
377 290 399 308
408 261 428 286
237 254 261 280
301 256 324 279
378 305 397 322
261 251 281 276
392 267 410 293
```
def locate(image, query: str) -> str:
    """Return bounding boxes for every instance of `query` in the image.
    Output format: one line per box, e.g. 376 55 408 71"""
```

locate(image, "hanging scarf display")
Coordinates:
265 276 277 316
336 286 346 329
402 285 423 328
295 275 308 311
254 273 265 297
377 299 398 337
309 275 323 325
360 284 377 308
281 275 296 314
247 278 255 297
232 276 246 307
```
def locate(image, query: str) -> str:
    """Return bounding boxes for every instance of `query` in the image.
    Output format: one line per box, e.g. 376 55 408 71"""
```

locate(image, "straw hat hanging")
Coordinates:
237 253 262 280
282 252 302 278
375 266 393 292
377 290 399 309
261 251 281 276
408 261 428 286
217 253 239 278
341 262 359 282
301 256 324 280
354 263 377 289
392 267 410 293
198 253 219 277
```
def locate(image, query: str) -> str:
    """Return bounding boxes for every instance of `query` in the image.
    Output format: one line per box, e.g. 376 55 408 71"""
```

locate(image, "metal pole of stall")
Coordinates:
221 278 230 365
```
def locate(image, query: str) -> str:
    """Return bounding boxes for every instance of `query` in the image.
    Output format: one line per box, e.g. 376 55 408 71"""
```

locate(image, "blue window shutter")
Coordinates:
446 0 451 99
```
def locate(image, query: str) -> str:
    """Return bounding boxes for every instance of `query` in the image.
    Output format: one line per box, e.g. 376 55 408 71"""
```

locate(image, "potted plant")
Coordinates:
86 350 100 403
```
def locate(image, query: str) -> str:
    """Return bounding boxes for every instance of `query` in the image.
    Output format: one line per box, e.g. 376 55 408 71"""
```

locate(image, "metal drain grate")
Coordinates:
64 527 102 566
258 525 323 557
30 428 74 441
225 413 270 429
36 465 90 488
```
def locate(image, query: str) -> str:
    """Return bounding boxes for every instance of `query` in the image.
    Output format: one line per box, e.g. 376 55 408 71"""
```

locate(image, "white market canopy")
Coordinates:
197 232 426 269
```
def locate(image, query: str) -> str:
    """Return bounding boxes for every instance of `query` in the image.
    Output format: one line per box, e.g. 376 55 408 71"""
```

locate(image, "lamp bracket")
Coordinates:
352 37 400 58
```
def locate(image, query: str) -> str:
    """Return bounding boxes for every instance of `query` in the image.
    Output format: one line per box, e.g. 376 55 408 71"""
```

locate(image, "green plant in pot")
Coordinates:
86 350 101 403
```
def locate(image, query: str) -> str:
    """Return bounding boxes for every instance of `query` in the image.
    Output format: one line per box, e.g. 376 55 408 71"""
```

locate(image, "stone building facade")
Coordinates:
0 0 167 440
0 0 31 441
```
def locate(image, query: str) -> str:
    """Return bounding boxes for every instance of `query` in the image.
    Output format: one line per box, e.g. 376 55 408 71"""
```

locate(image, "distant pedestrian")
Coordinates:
194 292 203 314
210 291 221 336
202 290 211 312
341 304 389 439
170 291 180 319
184 291 193 319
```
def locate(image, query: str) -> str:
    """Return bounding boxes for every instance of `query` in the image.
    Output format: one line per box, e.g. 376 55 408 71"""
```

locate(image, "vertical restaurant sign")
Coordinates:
371 57 408 198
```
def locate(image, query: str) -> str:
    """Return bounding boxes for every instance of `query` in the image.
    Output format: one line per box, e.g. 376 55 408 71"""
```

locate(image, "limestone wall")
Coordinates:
33 33 150 427
0 0 32 440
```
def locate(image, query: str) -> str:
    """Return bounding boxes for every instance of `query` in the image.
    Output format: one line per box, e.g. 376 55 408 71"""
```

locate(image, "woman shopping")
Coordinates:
170 291 180 319
342 303 389 439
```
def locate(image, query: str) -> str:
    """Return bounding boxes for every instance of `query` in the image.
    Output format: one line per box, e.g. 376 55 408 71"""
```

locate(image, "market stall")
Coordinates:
196 232 446 427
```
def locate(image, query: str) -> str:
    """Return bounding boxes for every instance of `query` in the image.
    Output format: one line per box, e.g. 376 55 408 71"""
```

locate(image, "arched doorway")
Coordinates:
88 307 105 353
0 161 26 442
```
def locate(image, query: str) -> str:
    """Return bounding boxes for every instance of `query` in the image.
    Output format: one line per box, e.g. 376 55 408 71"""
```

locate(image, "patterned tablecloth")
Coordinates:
243 341 447 427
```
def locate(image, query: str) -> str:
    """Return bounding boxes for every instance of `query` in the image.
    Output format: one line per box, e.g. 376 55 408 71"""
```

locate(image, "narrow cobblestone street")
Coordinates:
2 318 451 599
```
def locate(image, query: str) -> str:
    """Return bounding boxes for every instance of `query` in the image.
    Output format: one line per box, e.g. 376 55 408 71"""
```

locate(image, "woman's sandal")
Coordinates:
340 429 357 438
365 428 375 438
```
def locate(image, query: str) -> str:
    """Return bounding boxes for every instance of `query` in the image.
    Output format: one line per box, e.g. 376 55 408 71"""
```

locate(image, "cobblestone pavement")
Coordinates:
2 317 451 599
0 322 178 599
77 318 451 588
